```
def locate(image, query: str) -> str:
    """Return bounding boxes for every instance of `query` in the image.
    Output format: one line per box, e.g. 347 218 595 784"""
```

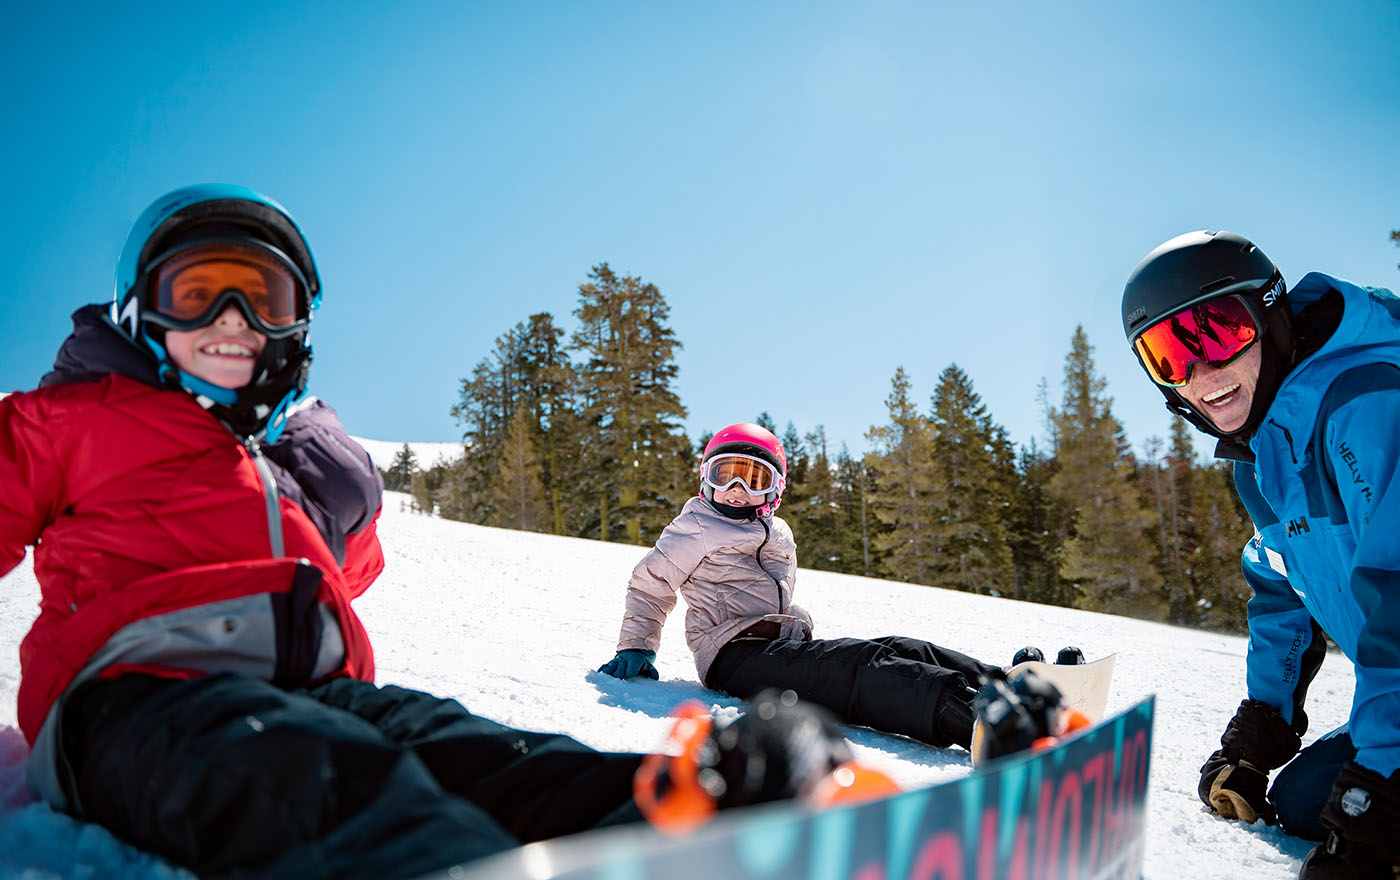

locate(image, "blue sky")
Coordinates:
4 2 1398 461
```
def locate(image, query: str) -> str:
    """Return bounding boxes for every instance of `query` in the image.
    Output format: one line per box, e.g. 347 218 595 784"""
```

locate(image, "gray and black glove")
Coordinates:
1197 699 1302 824
1298 761 1400 879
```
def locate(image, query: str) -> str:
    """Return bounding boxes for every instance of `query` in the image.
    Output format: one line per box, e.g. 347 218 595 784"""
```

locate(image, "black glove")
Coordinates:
1297 761 1400 879
1199 751 1276 824
1197 699 1302 824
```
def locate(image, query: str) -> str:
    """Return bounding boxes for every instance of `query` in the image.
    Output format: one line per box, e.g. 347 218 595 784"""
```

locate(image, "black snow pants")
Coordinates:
57 673 644 879
705 634 998 749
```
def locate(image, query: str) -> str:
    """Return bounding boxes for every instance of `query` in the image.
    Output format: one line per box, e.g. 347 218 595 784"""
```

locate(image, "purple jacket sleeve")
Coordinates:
261 398 384 566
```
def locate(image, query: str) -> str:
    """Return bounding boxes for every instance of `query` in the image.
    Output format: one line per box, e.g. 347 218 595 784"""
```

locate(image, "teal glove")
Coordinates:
599 649 659 680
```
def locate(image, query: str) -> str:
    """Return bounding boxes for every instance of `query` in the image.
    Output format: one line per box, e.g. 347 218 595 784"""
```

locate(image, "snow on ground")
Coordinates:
351 435 464 472
0 491 1353 878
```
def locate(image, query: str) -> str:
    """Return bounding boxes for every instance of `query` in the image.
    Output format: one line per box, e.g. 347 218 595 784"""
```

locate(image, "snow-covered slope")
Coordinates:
351 436 464 472
0 492 1353 878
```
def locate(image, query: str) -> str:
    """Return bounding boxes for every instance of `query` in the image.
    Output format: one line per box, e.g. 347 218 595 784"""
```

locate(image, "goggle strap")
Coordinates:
262 388 303 444
144 237 311 292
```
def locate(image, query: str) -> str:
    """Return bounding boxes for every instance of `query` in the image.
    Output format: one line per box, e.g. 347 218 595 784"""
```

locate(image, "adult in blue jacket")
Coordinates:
1121 231 1400 879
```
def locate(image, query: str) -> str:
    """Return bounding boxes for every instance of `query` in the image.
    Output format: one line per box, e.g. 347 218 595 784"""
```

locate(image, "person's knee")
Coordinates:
1267 726 1355 841
1269 758 1332 841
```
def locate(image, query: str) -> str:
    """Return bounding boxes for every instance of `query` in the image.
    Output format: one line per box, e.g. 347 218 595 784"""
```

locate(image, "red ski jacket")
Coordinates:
1 306 383 746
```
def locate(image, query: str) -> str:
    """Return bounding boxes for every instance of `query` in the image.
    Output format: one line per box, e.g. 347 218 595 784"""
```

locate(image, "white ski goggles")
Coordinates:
701 453 779 495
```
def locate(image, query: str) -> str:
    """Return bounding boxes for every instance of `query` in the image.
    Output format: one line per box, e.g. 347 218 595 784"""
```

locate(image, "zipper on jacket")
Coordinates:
243 435 286 557
757 518 784 613
1268 418 1299 465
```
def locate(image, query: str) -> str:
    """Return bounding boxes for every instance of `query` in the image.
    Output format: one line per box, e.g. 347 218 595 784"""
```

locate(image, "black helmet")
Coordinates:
112 184 321 440
1121 230 1293 440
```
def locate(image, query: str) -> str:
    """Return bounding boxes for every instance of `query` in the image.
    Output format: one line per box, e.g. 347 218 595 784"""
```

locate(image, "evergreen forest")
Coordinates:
380 262 1257 633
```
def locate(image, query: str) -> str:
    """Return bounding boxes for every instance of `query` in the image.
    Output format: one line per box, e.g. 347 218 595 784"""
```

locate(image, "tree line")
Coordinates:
381 262 1256 633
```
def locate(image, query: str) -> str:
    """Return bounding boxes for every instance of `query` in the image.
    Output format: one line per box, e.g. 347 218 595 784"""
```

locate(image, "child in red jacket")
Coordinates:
0 186 851 879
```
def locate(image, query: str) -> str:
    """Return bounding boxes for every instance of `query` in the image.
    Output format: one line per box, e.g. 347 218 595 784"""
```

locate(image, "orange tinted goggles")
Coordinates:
148 241 308 335
1132 295 1259 387
702 453 778 494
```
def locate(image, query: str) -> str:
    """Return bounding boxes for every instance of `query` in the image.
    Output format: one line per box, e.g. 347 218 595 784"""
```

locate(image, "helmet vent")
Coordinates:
1199 276 1237 296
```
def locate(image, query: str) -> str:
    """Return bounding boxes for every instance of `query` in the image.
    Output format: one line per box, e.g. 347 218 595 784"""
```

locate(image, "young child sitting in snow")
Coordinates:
600 422 1003 750
0 187 852 880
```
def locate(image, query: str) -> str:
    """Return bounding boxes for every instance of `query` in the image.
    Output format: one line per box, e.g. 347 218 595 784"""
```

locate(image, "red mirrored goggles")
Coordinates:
1132 295 1260 387
702 453 779 495
143 241 311 338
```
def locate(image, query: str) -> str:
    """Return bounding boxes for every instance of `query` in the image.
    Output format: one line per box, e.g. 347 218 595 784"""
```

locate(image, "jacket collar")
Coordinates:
39 303 161 390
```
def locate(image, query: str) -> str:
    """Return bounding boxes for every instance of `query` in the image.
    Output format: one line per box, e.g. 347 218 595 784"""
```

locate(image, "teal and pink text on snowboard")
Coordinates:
451 693 1154 880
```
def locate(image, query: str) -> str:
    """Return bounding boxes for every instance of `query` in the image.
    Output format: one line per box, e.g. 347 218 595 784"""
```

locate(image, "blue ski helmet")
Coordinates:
112 184 322 439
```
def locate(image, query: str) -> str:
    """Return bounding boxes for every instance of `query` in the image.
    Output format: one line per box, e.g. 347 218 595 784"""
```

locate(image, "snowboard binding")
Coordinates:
970 668 1092 765
634 689 900 834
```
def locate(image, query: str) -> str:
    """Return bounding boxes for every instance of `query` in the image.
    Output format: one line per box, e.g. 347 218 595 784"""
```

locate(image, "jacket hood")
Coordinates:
1254 272 1400 453
39 303 160 390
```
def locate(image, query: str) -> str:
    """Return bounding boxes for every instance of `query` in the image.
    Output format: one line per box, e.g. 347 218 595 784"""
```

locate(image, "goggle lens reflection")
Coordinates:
1133 296 1259 386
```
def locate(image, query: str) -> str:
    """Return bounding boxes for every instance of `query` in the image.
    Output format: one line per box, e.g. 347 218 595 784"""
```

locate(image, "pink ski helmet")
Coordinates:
700 422 788 517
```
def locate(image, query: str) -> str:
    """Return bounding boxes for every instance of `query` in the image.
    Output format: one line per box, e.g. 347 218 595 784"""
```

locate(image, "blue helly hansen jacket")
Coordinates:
1231 272 1400 777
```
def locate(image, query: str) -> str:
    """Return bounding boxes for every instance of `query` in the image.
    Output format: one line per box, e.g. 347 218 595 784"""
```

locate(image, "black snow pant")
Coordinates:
705 634 999 749
57 673 645 880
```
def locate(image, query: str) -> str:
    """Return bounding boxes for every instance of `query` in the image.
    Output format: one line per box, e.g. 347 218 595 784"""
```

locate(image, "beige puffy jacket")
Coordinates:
614 496 813 683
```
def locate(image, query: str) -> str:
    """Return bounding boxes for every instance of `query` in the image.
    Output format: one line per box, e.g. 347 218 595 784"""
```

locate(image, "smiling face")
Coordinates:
717 483 767 507
1176 342 1262 433
164 303 268 389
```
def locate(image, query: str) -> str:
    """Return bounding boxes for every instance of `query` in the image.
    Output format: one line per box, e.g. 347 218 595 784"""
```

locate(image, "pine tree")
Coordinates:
1049 326 1166 618
1140 417 1253 630
385 444 419 492
781 422 807 489
777 420 810 543
1151 420 1193 622
445 313 580 531
486 405 552 532
410 469 433 515
865 366 942 584
834 444 873 576
1006 439 1065 604
787 426 859 571
513 314 582 535
434 455 477 523
1189 460 1254 632
927 364 1015 595
447 324 529 524
571 263 691 544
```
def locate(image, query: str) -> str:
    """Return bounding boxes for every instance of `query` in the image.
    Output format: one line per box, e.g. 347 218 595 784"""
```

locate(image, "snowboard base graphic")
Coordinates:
447 693 1154 880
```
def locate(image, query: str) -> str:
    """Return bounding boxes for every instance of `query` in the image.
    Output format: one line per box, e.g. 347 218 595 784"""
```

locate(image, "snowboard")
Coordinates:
970 654 1117 768
1008 653 1117 723
444 694 1155 880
